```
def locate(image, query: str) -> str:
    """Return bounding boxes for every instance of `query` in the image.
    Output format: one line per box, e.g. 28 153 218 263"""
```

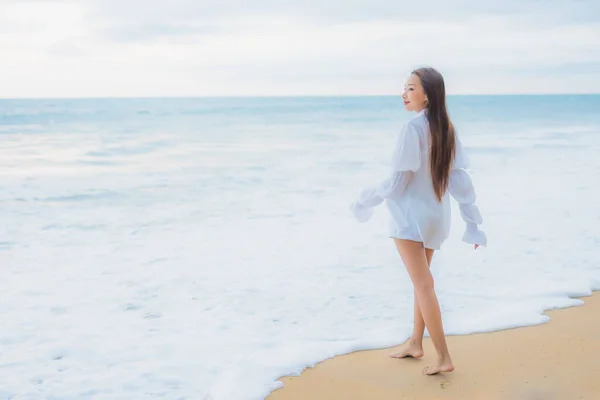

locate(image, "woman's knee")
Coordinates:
413 273 435 293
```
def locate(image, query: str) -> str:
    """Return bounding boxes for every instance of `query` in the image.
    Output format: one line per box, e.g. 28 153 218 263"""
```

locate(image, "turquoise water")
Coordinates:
2 94 599 131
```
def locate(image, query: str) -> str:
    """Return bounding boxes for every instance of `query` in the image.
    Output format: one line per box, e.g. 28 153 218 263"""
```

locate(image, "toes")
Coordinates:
422 365 439 375
389 349 424 359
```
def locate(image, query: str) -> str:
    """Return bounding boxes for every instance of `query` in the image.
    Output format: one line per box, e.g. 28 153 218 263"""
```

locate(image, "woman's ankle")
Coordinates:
436 351 452 363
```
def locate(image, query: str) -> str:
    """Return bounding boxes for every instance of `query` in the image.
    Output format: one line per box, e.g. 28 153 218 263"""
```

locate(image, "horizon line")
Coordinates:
1 93 600 101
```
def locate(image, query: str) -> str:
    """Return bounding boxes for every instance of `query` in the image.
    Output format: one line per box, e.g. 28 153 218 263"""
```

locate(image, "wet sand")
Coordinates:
268 292 600 400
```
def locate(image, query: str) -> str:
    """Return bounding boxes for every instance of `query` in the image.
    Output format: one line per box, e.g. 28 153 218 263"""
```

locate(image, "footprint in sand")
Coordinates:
440 380 452 389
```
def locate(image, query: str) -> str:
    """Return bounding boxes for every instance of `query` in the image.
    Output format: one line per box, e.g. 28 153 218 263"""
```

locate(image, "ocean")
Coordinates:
1 95 599 399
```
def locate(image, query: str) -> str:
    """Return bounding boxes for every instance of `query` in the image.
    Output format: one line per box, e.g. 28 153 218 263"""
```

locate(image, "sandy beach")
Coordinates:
268 292 600 400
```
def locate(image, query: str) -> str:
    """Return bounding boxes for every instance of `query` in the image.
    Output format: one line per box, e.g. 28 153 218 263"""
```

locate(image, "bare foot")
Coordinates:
422 361 454 375
389 342 424 359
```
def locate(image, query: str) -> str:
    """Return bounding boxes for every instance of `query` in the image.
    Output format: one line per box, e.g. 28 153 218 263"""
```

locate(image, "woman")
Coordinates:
350 67 487 375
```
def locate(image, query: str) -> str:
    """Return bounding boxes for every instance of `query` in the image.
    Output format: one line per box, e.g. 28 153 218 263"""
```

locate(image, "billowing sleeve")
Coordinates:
391 121 421 172
448 136 487 246
350 122 421 223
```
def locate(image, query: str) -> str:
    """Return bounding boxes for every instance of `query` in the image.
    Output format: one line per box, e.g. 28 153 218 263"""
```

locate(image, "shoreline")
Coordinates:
267 291 599 400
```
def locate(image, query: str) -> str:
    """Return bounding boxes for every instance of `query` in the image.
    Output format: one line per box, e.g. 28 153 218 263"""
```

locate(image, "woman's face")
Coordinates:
402 74 428 112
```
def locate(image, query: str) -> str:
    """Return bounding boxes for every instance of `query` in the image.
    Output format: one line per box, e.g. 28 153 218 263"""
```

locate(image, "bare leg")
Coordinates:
389 248 434 359
393 239 454 375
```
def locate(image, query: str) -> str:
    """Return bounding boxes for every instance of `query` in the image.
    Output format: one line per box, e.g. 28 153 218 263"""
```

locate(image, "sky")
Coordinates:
1 0 599 97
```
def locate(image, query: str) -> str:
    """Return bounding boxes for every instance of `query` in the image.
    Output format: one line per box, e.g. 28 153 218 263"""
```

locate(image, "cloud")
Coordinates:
82 0 597 24
46 41 87 57
0 0 599 97
97 23 223 44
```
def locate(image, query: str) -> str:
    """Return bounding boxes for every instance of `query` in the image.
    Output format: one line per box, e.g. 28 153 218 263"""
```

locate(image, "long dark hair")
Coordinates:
412 67 456 202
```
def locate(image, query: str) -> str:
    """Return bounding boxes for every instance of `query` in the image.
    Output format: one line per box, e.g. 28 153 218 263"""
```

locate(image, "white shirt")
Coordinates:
350 109 487 250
